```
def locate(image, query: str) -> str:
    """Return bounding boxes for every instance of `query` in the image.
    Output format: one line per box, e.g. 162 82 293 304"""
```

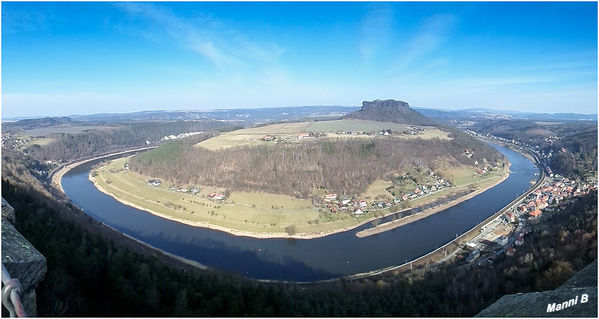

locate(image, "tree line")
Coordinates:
468 119 597 180
130 132 502 198
26 121 234 163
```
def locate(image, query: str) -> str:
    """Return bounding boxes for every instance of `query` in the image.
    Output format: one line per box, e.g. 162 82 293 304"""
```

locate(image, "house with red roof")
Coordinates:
529 209 542 223
324 193 337 201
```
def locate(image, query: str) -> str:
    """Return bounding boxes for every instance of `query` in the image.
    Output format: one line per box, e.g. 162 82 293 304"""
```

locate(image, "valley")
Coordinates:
88 104 509 238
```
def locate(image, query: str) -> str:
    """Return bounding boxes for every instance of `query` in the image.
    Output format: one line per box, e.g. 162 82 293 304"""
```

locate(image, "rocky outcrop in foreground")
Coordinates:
476 260 597 317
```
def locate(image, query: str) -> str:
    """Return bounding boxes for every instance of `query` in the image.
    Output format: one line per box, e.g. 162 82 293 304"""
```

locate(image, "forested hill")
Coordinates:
343 99 437 126
130 131 503 199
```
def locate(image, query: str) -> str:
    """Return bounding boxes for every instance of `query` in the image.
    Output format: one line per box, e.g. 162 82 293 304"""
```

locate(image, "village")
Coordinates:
318 171 453 216
145 177 228 200
455 173 596 268
160 131 204 141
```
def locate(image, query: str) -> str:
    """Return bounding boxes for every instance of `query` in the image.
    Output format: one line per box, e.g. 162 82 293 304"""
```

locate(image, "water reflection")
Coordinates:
63 144 537 281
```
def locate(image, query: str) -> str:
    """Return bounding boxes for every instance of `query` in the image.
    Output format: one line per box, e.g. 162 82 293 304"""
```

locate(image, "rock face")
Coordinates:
343 99 437 126
476 260 597 317
1 197 47 316
2 197 16 223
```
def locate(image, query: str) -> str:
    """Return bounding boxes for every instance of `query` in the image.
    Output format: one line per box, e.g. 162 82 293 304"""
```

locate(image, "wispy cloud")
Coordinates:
393 13 456 70
359 4 394 60
116 3 282 68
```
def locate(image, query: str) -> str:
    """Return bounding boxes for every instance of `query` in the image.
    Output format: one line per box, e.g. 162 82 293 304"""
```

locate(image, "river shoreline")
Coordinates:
57 142 539 282
51 146 156 193
356 165 510 238
84 157 510 240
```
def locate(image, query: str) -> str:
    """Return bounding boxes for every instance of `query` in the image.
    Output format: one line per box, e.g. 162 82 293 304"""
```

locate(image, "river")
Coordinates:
62 143 538 281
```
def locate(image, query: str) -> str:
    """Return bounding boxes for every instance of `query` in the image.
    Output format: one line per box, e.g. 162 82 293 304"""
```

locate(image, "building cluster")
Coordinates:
464 130 557 177
258 135 276 141
333 130 370 136
161 131 203 141
1 133 35 151
168 185 201 195
295 132 316 140
207 193 224 200
512 175 594 223
542 135 560 144
146 179 162 187
1 132 11 149
147 179 205 196
332 127 423 137
321 172 452 215
464 129 521 147
461 174 596 267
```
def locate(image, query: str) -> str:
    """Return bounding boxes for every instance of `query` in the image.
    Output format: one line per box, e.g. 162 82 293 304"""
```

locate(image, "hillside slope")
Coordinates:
130 132 503 199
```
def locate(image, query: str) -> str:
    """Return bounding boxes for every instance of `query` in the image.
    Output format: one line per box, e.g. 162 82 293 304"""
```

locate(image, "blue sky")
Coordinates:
2 2 597 117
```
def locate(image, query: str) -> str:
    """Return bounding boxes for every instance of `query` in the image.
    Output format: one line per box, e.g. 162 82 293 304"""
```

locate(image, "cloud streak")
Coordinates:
392 13 456 71
359 4 394 60
116 3 282 68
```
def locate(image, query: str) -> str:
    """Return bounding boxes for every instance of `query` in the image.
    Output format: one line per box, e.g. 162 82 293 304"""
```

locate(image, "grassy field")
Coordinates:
356 165 507 205
196 122 310 150
93 157 362 236
197 119 450 150
439 164 505 186
92 154 508 238
23 125 119 136
27 137 55 146
307 119 415 133
362 179 394 200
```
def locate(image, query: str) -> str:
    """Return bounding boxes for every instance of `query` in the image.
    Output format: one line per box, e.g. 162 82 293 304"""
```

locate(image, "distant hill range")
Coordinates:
67 106 359 124
12 117 73 129
343 99 438 126
4 103 595 128
417 107 597 122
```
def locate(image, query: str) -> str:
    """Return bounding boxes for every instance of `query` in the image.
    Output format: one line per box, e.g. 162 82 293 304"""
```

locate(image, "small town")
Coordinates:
455 172 596 268
319 171 453 216
449 130 598 269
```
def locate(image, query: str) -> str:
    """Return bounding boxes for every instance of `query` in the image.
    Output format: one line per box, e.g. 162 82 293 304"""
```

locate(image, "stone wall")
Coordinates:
1 198 47 316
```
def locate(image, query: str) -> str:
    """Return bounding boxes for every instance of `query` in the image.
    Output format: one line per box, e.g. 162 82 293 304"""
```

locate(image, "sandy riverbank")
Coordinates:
355 165 511 238
56 147 511 240
51 147 156 193
88 159 511 239
90 174 374 239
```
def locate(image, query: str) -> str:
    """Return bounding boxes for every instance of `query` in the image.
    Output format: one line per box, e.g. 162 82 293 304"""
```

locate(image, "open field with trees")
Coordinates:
94 150 507 237
5 120 235 163
197 119 451 150
93 157 361 237
132 125 502 199
27 137 56 146
196 122 310 150
120 120 507 237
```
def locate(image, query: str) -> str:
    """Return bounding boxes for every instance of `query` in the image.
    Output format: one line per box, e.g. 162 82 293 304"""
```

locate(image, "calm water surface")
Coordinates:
62 144 538 281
